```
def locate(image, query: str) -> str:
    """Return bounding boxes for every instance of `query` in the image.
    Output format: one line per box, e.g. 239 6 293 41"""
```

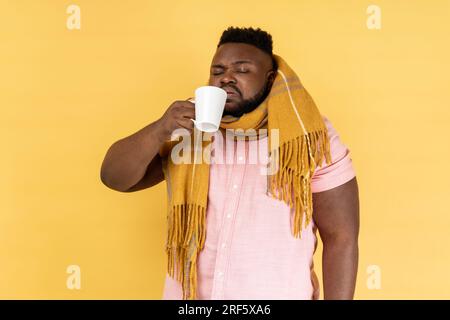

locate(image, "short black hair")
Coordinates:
217 26 277 70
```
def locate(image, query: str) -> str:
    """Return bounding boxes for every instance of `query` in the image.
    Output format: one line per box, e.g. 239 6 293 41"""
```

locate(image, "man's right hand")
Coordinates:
156 99 196 142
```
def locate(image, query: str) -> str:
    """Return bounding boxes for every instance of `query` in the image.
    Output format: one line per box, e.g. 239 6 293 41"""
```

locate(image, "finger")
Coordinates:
176 118 195 131
181 110 195 120
179 106 195 119
182 100 195 109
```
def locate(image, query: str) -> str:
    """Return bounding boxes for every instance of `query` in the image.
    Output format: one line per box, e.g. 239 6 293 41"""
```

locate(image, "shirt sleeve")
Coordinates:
311 116 356 193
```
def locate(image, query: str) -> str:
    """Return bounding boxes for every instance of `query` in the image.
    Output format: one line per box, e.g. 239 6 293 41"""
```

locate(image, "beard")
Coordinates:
222 79 272 118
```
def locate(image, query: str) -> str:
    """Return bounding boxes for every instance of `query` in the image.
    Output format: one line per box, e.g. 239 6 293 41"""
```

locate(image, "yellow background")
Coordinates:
1 0 449 299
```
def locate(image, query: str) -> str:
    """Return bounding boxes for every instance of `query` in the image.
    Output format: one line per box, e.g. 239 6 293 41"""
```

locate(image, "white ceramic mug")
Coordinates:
190 86 227 132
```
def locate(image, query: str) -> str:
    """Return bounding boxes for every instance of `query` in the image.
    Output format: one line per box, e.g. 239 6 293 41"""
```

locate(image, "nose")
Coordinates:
219 70 237 86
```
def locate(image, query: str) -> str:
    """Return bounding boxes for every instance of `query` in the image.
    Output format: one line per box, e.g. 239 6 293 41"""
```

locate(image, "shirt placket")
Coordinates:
210 139 247 299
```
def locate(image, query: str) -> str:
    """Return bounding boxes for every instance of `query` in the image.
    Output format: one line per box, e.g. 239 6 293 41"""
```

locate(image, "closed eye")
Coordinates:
210 69 249 75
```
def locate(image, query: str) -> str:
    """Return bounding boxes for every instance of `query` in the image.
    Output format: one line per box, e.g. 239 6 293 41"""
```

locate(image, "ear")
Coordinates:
267 70 276 85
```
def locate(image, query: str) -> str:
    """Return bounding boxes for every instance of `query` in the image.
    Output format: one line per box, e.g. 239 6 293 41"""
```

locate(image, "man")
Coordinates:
100 27 359 300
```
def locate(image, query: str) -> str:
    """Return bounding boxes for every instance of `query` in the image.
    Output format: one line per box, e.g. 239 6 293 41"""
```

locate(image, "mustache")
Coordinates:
221 85 241 97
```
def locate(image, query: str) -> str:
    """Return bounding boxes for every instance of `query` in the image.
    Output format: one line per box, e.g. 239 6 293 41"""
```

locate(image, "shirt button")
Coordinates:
218 271 224 277
221 243 227 248
232 184 238 189
226 214 231 218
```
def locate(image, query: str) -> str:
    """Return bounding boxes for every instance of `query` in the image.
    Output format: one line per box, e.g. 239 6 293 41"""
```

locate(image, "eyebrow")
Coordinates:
211 60 253 68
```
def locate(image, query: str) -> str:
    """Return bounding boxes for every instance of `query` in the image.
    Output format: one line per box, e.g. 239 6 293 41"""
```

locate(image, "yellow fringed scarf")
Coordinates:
158 55 332 300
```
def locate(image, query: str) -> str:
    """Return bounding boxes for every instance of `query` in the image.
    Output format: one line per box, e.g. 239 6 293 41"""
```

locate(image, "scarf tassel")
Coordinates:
166 203 206 300
268 129 331 238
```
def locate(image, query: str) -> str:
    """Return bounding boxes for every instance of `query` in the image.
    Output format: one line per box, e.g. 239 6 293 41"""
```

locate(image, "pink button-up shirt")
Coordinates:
162 116 356 300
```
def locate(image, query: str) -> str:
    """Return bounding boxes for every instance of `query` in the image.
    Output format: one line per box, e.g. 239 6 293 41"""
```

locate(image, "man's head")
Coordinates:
208 27 278 117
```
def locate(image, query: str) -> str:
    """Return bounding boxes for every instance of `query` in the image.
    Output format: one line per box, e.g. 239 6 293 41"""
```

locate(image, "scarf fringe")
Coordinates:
268 129 331 238
166 203 206 300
